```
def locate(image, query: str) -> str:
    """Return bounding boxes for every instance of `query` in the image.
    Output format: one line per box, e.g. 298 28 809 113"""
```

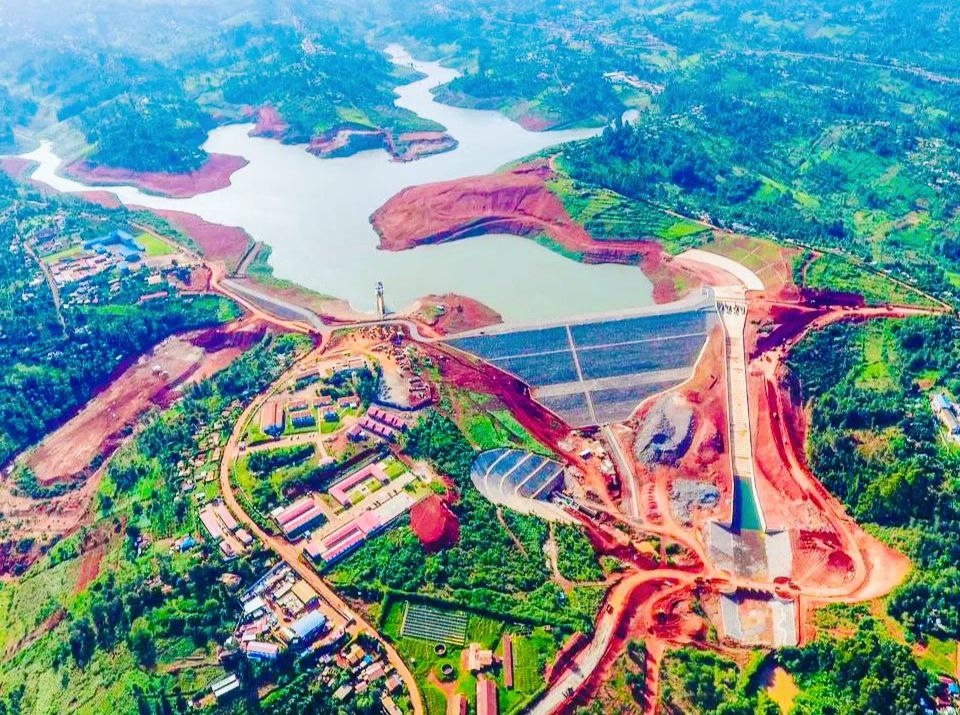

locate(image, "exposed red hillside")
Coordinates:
370 161 667 269
62 153 248 199
410 495 460 551
0 157 36 181
137 207 253 272
249 104 289 139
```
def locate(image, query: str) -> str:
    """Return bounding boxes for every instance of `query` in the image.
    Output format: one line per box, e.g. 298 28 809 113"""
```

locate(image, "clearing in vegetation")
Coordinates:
401 602 469 646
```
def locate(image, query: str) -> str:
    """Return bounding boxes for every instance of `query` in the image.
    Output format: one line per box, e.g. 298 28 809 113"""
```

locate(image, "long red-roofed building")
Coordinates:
502 635 514 689
476 677 497 715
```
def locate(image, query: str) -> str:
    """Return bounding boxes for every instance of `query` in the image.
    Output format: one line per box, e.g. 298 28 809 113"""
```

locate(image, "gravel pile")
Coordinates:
633 393 695 465
670 478 720 524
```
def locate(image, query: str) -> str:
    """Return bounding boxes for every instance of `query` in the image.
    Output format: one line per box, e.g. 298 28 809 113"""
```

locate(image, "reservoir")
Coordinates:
21 47 654 322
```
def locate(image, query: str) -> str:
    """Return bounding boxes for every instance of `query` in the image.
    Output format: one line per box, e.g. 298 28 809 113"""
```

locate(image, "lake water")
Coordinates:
21 46 654 321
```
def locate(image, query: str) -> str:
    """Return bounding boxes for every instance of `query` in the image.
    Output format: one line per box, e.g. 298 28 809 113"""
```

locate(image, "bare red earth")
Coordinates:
138 207 253 272
371 160 657 264
413 294 502 336
62 153 248 199
250 105 289 139
0 156 36 181
409 495 460 551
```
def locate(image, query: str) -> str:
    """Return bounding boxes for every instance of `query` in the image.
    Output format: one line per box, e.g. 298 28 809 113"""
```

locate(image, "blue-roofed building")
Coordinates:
289 609 327 645
84 229 143 262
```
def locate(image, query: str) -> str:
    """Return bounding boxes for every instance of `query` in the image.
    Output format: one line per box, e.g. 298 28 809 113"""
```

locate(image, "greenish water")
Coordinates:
734 477 763 531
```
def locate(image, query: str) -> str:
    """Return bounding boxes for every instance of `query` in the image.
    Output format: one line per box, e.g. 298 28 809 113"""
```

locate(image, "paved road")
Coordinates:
602 425 640 520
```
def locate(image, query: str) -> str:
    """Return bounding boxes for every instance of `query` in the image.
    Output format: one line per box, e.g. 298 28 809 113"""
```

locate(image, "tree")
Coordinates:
129 617 156 667
68 618 96 666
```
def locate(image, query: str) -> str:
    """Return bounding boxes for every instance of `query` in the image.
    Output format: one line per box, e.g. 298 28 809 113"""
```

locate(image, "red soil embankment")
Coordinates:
413 294 502 336
138 207 253 273
61 153 248 199
370 160 688 303
250 105 289 140
372 161 647 263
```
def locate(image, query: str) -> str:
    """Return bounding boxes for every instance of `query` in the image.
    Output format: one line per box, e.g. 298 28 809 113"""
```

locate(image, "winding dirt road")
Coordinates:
216 347 426 715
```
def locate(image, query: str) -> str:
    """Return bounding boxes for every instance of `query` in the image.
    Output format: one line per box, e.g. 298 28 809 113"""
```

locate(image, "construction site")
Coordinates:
434 245 922 713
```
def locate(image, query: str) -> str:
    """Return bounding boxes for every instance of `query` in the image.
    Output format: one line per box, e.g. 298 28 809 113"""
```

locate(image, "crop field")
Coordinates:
548 170 709 253
401 602 469 645
383 598 557 715
134 232 175 256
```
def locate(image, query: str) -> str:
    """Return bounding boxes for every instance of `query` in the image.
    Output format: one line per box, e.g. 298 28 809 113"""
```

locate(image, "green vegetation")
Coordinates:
779 619 935 714
656 618 936 714
328 411 603 633
0 173 237 468
133 232 174 257
801 252 937 308
0 333 310 714
658 648 776 715
381 597 555 715
247 443 315 475
547 171 709 253
0 4 445 173
457 393 550 455
553 525 604 582
789 317 960 640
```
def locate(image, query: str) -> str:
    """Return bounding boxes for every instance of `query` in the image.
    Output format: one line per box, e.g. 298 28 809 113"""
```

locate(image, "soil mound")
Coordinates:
410 495 460 551
413 294 502 335
634 393 695 465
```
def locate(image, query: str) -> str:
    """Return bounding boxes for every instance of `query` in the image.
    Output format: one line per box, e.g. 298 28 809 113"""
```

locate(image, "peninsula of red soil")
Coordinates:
249 104 289 139
61 153 248 199
309 126 457 162
138 207 253 272
412 294 502 336
370 161 687 302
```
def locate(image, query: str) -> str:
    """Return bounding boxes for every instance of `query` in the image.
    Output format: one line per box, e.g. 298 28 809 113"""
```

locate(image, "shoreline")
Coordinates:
60 152 249 199
370 159 693 305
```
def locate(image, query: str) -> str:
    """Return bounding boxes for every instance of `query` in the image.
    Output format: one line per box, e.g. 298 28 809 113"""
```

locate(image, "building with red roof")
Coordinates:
476 677 498 715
